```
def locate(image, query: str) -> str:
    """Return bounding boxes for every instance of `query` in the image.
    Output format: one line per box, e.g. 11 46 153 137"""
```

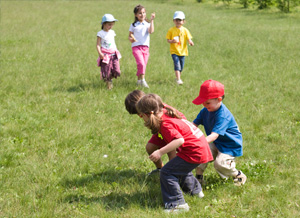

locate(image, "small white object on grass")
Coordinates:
103 154 108 158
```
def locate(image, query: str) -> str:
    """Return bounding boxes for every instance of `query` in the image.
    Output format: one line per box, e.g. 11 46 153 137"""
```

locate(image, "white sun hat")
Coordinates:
173 11 185 20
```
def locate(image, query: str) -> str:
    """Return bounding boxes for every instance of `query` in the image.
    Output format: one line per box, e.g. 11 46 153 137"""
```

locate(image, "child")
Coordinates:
192 80 247 186
136 94 213 213
128 5 155 88
96 14 121 90
125 90 187 174
166 11 194 85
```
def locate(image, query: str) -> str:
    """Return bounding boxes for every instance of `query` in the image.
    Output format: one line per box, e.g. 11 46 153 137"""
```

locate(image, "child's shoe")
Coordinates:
176 79 183 85
106 81 113 90
164 203 189 213
196 174 206 186
137 80 142 86
198 190 205 198
233 171 247 186
141 80 149 88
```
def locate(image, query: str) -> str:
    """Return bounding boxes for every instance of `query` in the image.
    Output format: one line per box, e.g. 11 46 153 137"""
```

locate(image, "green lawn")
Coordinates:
1 0 300 217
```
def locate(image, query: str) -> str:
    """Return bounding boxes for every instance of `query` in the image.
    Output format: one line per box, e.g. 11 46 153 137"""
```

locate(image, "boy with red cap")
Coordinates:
192 80 247 186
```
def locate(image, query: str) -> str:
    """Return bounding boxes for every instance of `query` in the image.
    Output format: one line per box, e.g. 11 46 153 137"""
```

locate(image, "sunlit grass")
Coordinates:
1 0 300 217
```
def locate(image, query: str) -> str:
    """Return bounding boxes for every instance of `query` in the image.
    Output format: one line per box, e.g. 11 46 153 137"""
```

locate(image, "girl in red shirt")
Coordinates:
136 93 213 213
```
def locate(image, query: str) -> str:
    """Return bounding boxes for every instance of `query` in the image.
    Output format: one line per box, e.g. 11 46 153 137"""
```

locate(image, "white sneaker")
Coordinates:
233 171 247 186
164 203 189 213
198 190 205 198
141 80 149 88
137 80 142 86
176 79 183 85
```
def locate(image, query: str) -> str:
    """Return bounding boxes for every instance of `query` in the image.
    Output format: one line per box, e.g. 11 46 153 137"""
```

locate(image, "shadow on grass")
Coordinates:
61 168 162 210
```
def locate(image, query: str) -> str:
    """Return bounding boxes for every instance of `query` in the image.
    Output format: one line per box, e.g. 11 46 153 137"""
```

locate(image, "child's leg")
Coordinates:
171 54 181 80
132 46 148 78
214 152 239 179
160 156 201 207
178 56 185 75
110 55 121 79
196 142 218 175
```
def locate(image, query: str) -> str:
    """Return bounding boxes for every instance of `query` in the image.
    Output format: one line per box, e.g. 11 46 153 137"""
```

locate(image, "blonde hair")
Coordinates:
136 94 181 134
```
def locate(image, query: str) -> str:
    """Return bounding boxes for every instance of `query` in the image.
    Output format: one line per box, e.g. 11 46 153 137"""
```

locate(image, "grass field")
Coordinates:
1 0 300 217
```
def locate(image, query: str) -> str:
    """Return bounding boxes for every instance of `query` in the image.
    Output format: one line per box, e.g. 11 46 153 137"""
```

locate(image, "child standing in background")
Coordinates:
136 94 213 213
129 5 155 88
166 11 194 85
192 80 247 186
96 14 121 90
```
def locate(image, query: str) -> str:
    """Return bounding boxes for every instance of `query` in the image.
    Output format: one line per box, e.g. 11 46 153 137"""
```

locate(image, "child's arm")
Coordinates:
167 39 177 44
149 138 184 162
206 132 219 144
148 12 155 34
128 31 136 43
188 39 194 46
96 37 104 59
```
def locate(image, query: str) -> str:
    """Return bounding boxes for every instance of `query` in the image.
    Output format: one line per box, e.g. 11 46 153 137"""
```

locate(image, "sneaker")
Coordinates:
176 79 183 85
147 168 161 176
198 190 205 198
233 171 247 186
196 174 206 186
106 81 113 90
137 80 142 86
141 80 149 88
164 203 189 213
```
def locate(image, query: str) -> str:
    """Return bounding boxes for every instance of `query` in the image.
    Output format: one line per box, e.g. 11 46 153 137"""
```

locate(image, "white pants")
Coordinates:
197 143 238 179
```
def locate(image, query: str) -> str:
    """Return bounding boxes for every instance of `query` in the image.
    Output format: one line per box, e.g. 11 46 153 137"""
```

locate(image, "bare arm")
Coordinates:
206 132 219 144
128 31 136 43
149 138 184 162
188 39 194 46
148 12 155 34
96 37 104 59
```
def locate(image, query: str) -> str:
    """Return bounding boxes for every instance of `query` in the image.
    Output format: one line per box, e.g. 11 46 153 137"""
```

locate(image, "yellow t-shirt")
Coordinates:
166 26 192 56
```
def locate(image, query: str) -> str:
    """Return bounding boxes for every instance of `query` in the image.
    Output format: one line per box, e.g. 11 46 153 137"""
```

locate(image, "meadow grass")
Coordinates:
1 0 300 217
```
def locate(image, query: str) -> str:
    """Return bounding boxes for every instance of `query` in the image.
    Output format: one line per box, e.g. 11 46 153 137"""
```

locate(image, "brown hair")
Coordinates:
136 94 181 134
132 4 149 27
125 90 145 114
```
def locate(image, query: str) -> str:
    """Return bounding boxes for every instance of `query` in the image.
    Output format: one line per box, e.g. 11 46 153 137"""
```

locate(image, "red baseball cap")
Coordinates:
192 80 225 105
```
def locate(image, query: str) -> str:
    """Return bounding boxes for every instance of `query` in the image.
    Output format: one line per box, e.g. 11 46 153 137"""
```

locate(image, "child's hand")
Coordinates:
189 39 194 46
151 12 155 20
149 150 162 162
99 53 104 59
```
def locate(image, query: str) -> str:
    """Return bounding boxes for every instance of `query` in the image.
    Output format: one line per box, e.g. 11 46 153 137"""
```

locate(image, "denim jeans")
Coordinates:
171 54 185 72
160 156 202 207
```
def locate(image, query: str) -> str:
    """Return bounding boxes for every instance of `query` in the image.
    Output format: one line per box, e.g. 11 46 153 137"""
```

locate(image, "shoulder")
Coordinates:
97 30 103 36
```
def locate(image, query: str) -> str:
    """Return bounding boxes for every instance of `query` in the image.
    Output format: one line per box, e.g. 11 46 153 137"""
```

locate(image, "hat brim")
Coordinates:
192 96 207 105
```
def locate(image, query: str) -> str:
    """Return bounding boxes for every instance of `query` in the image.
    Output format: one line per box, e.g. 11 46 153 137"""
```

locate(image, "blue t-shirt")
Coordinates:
193 103 243 157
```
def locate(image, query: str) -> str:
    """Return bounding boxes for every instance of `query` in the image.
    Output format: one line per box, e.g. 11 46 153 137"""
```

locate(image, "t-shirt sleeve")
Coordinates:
193 110 203 126
160 121 183 143
212 113 229 136
166 29 172 40
185 28 192 40
129 24 133 32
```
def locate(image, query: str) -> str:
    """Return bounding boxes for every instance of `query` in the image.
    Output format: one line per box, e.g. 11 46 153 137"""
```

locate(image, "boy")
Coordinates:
192 80 247 186
166 11 194 85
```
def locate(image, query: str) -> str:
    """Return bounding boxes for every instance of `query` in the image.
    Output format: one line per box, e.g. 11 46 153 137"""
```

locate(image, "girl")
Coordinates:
136 94 213 213
96 14 121 90
128 5 155 88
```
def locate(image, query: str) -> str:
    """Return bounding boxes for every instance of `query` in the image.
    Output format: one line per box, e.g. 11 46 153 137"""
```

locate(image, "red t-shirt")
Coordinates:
148 104 186 147
159 114 213 164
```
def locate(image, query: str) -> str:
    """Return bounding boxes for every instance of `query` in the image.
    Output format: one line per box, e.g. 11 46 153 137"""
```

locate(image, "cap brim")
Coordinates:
192 96 207 105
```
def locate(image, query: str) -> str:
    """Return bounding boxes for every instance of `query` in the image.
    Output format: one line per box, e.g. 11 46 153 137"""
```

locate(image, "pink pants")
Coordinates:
132 45 149 76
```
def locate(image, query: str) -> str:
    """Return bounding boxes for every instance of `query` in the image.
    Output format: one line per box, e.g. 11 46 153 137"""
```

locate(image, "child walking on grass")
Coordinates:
128 5 155 88
136 94 213 213
166 11 194 85
125 90 187 174
96 14 121 90
192 80 247 186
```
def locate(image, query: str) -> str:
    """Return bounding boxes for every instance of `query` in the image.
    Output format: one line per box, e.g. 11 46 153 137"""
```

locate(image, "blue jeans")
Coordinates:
160 156 202 207
171 54 185 72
